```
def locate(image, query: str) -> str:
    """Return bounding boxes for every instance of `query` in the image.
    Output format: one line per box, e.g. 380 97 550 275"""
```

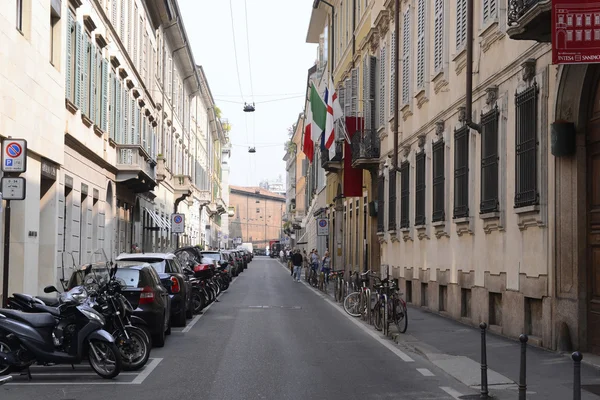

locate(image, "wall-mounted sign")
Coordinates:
317 218 329 236
1 177 26 200
552 1 600 64
1 139 27 173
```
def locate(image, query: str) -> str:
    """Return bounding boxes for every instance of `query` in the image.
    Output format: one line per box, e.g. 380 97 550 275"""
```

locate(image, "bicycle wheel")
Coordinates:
394 298 408 333
373 302 383 331
343 292 361 317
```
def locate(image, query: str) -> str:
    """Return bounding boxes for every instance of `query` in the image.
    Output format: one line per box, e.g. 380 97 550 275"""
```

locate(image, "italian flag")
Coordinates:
309 83 327 144
303 106 314 162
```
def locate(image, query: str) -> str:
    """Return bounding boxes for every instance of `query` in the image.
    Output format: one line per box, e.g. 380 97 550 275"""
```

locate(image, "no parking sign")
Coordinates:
317 218 329 236
171 213 185 234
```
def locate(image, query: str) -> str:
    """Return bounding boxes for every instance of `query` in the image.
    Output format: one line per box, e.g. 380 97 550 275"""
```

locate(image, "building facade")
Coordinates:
228 186 285 250
0 0 229 299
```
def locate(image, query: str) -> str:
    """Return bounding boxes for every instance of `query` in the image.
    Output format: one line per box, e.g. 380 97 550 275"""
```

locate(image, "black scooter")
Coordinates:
0 273 122 379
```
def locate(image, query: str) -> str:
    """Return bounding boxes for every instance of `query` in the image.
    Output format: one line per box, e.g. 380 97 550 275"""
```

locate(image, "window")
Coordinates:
50 4 61 66
415 150 426 225
514 83 539 208
456 0 467 49
388 169 397 231
453 125 469 219
377 174 385 233
433 0 445 72
351 68 358 116
16 0 23 31
65 10 77 102
480 106 499 213
400 161 410 229
401 9 411 106
379 45 386 127
390 31 396 114
483 0 497 23
432 139 445 222
416 0 426 90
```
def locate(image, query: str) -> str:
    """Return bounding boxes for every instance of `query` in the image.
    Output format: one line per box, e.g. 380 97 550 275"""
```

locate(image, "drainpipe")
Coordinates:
352 0 356 65
466 0 481 132
393 0 400 170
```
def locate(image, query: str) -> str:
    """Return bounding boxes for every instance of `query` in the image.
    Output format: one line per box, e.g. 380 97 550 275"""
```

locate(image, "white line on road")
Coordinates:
417 368 435 376
131 357 162 384
439 386 463 399
278 261 414 362
181 276 237 333
11 372 138 377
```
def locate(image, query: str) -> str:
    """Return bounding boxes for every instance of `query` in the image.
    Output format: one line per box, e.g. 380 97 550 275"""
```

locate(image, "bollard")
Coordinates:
572 351 583 400
519 334 529 400
479 322 489 399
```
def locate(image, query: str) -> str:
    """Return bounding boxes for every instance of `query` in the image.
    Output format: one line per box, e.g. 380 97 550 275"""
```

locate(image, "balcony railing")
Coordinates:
116 145 156 192
321 142 343 172
507 0 551 42
351 130 380 169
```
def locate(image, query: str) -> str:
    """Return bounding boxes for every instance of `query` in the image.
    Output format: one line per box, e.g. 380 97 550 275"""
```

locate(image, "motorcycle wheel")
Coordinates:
114 327 150 371
0 339 13 375
132 324 152 348
192 290 205 314
88 340 122 379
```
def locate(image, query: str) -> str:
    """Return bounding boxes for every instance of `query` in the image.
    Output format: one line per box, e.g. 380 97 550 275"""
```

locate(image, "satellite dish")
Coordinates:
243 103 256 112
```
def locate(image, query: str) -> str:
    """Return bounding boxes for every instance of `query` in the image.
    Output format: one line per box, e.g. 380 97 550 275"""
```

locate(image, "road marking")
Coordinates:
130 357 162 384
181 276 237 333
439 386 463 399
12 372 138 377
417 368 435 376
278 260 414 362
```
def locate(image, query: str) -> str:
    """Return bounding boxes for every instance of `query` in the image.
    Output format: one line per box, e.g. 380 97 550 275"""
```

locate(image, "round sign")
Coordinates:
6 142 22 158
173 215 183 224
319 219 327 227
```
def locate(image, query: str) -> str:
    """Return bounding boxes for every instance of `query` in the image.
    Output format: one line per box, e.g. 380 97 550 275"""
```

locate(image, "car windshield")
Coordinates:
114 268 141 288
118 258 166 273
202 252 220 260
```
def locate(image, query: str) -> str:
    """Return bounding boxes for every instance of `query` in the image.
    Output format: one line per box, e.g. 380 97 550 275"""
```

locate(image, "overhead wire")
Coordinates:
214 95 304 104
228 0 245 100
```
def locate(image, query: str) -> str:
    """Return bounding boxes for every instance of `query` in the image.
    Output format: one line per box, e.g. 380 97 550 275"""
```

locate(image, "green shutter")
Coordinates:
131 98 136 144
82 34 89 116
66 12 73 101
116 82 122 143
134 106 140 145
101 60 108 132
89 44 96 122
122 89 128 144
74 22 83 109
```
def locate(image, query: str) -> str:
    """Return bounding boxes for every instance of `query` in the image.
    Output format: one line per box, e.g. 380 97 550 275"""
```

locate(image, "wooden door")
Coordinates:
587 83 600 353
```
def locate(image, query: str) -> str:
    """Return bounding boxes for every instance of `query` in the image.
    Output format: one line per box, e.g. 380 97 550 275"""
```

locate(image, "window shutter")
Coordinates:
114 78 120 142
134 104 140 145
363 56 370 130
456 0 467 49
434 0 444 72
351 68 358 116
131 98 136 144
483 0 497 22
90 45 97 122
379 46 386 127
369 56 377 132
82 34 90 116
111 0 117 26
101 59 108 132
122 89 128 144
402 9 411 105
127 0 132 52
74 22 83 110
390 31 396 114
344 78 351 118
109 72 115 139
66 12 73 101
416 0 426 89
120 0 125 40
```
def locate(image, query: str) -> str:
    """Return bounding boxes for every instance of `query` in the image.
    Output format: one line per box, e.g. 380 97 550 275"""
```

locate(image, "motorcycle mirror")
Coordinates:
43 285 59 294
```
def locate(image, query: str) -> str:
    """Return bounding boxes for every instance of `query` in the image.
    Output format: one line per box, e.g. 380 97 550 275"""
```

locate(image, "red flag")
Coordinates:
302 111 314 162
343 117 364 198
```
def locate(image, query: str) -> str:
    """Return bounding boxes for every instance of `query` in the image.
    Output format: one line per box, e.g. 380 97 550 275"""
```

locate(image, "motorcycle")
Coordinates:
0 270 122 379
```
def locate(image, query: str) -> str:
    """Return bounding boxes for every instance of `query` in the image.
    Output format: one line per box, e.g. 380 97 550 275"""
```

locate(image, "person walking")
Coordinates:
322 250 331 285
291 249 303 282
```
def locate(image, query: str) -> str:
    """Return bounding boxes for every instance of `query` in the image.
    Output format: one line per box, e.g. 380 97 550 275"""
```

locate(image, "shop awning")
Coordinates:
144 207 165 229
161 214 172 230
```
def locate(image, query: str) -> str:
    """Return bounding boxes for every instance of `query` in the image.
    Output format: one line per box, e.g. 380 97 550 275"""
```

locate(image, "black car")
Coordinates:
68 263 172 347
221 251 241 276
116 253 192 327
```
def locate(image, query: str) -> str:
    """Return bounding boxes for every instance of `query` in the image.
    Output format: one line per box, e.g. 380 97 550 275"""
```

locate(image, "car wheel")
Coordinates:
153 317 166 347
174 306 187 327
186 301 194 319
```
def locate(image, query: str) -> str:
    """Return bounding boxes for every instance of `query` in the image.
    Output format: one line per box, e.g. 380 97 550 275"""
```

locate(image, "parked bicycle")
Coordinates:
343 270 371 318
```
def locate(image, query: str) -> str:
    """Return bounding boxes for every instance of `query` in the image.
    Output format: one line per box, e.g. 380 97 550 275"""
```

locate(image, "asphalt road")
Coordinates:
0 256 475 400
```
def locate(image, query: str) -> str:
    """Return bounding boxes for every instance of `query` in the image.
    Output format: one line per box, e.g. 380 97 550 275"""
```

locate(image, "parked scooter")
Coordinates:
0 270 122 379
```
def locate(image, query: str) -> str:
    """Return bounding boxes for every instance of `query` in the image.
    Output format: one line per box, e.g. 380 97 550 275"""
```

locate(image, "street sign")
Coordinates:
171 213 185 234
1 139 27 173
1 177 26 200
317 218 329 236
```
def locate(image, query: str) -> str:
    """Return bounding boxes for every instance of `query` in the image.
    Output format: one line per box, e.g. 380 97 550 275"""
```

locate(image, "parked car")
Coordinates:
70 261 172 348
221 251 241 276
116 253 193 327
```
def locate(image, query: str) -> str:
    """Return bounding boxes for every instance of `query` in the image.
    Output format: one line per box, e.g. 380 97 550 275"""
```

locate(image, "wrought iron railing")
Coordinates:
320 142 343 168
508 0 544 26
351 129 380 164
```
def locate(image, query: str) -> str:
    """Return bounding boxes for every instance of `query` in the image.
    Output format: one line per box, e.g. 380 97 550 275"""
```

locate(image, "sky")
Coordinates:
178 0 318 187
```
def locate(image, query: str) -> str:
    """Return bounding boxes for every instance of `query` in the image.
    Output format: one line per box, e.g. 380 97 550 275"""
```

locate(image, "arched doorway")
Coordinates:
586 79 600 353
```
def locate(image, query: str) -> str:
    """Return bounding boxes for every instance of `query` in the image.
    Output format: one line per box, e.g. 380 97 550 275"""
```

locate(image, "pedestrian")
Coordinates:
291 249 303 282
322 250 331 285
309 249 319 283
302 249 309 281
279 249 285 263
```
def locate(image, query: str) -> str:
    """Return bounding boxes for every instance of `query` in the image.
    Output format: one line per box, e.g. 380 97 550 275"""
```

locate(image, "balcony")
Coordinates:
216 198 227 214
321 142 343 172
174 175 193 198
351 130 381 169
116 145 157 193
507 0 551 42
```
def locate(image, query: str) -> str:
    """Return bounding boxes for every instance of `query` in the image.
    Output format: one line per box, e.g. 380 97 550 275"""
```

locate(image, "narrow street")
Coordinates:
1 257 475 400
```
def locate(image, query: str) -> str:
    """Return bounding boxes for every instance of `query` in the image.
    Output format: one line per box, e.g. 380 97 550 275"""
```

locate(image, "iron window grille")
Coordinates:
432 139 445 222
377 174 385 233
389 168 397 231
415 150 426 226
514 82 539 208
400 161 410 229
453 125 469 219
480 106 500 213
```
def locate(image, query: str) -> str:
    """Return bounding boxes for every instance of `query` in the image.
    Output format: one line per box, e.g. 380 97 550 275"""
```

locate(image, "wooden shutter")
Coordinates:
369 56 377 132
363 56 370 130
390 31 396 114
379 46 386 127
82 34 90 116
351 68 358 117
66 11 73 101
74 22 83 110
433 0 444 72
101 59 108 132
122 89 128 144
416 0 426 89
90 44 97 122
456 0 467 49
402 9 411 105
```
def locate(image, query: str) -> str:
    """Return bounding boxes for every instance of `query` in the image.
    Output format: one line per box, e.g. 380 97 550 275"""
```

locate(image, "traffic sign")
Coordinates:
1 177 26 200
1 139 27 173
171 213 185 234
317 218 329 236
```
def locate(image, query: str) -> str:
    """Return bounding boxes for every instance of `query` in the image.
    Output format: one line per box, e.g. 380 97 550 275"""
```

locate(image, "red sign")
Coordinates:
553 1 600 64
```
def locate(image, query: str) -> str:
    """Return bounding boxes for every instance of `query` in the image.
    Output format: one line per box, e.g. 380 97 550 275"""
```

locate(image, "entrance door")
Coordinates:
587 83 600 353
